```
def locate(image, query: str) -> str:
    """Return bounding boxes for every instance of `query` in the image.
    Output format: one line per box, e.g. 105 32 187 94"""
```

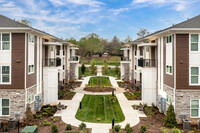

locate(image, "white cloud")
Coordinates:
110 8 129 15
48 0 105 7
3 1 15 7
132 0 191 11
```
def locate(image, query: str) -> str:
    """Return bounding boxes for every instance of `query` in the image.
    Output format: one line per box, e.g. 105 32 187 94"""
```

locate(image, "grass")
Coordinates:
88 77 112 87
81 56 120 66
103 68 120 78
79 67 91 77
75 95 125 123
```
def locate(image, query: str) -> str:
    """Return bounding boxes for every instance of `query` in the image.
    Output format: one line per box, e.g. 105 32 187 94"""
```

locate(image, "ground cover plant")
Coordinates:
75 95 125 123
123 91 141 100
87 76 112 87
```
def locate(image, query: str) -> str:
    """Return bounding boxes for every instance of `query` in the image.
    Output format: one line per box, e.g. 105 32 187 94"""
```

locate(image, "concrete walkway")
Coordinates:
54 76 145 133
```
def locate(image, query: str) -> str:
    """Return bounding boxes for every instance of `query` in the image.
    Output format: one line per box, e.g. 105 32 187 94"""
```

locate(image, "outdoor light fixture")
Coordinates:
14 112 21 133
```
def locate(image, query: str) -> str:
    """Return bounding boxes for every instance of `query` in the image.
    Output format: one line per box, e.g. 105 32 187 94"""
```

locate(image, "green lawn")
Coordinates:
81 56 120 66
75 95 125 123
79 67 91 77
88 77 112 87
103 68 120 78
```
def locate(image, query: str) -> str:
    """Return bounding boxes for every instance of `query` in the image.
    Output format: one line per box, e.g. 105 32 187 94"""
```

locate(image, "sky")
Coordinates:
0 0 200 41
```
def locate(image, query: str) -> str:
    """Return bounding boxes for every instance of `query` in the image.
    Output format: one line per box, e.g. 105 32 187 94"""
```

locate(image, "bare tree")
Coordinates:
124 35 132 43
18 19 32 26
137 28 150 39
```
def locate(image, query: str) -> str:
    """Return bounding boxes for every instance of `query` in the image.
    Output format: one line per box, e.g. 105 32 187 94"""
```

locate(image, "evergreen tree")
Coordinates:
90 59 96 74
115 64 120 78
103 60 108 75
22 104 35 126
164 103 177 128
81 64 86 74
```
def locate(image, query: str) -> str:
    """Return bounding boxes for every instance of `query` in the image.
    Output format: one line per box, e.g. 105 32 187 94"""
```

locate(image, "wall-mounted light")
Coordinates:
16 60 21 63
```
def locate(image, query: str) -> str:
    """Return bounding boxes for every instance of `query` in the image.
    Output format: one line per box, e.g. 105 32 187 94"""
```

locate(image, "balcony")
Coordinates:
56 50 60 56
44 58 61 67
138 59 157 67
121 57 130 61
70 56 79 61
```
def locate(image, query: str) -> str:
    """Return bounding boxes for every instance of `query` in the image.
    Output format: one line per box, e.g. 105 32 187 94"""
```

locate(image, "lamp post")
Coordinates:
14 112 21 133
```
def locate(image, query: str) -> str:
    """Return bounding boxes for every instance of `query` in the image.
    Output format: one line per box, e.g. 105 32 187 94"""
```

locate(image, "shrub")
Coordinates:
160 127 169 133
90 59 96 74
42 112 48 116
125 123 133 133
103 60 108 74
79 122 86 130
58 91 65 99
43 120 51 126
3 126 8 132
113 125 121 132
81 64 86 74
34 114 43 119
164 103 177 128
66 124 72 130
172 128 183 133
140 125 147 133
22 104 35 126
51 124 58 133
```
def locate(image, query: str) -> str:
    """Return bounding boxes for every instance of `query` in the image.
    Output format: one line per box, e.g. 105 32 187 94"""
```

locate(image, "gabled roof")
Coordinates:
130 14 200 44
0 15 62 41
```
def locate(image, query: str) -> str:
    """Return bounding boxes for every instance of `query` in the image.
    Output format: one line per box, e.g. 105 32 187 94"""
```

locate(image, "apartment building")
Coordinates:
121 15 200 123
0 15 79 119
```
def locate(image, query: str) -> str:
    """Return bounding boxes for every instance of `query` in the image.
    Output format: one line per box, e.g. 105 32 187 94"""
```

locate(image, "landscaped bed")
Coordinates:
8 105 91 133
123 91 141 100
87 76 112 87
75 95 125 123
58 91 76 100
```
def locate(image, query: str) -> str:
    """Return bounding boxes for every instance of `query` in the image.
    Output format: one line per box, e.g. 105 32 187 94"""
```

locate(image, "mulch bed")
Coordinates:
84 87 116 92
58 91 76 100
69 81 82 88
8 105 91 133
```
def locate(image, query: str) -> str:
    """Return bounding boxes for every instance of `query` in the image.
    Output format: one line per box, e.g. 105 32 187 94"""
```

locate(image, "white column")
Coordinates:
39 37 43 93
124 49 128 57
37 36 40 93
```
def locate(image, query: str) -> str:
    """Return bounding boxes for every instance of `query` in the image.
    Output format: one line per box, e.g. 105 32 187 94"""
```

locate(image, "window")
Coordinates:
166 95 172 103
0 99 10 115
28 34 35 74
146 46 149 52
191 34 198 51
28 94 34 104
191 67 199 84
0 66 10 84
51 46 53 51
166 35 173 75
0 33 10 50
28 65 34 73
191 100 199 117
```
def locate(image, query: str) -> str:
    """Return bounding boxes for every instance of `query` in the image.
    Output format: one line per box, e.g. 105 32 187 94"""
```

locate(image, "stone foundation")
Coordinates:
0 89 25 120
26 85 37 111
175 90 200 124
123 63 130 81
163 84 174 109
70 63 76 81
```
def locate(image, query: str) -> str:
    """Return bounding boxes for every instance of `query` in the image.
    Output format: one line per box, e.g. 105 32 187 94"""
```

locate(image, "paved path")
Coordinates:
54 76 145 133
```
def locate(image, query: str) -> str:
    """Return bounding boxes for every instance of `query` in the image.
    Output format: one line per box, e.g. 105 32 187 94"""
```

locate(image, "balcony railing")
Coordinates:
70 56 79 61
121 57 130 61
44 58 61 67
138 59 157 67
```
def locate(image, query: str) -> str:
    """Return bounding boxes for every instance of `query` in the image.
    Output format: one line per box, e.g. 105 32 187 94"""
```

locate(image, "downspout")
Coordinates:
25 33 27 110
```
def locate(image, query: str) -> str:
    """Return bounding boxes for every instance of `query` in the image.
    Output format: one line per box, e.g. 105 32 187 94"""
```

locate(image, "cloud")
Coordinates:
48 0 105 7
110 8 129 15
132 0 192 11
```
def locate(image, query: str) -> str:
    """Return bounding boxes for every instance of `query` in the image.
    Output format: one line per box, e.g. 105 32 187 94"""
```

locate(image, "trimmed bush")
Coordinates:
51 124 58 133
66 124 72 130
164 103 177 128
172 128 183 133
81 64 86 74
79 122 86 130
140 125 147 133
113 125 121 132
125 123 133 133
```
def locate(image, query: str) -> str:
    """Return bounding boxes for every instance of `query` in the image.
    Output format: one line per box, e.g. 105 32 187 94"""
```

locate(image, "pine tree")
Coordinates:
81 64 86 74
22 104 35 126
164 103 177 128
103 60 108 75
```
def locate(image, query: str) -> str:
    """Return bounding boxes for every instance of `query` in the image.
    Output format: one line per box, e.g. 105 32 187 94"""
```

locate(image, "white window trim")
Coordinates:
28 34 35 75
166 94 172 104
28 93 35 104
189 33 200 52
166 35 173 75
0 65 11 84
0 33 11 51
189 66 200 86
190 99 200 118
0 98 10 116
